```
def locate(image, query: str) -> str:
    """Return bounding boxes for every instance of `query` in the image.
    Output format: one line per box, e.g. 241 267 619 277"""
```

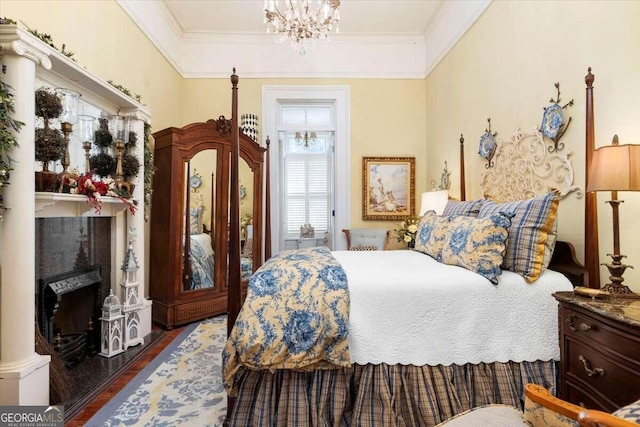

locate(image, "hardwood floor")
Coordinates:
66 325 186 426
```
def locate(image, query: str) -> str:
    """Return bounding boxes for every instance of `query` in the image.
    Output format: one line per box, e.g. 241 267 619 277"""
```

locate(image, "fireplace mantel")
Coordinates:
35 192 131 218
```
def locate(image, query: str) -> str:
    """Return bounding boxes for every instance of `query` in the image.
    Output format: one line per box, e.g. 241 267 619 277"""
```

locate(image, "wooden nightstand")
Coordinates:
553 292 640 412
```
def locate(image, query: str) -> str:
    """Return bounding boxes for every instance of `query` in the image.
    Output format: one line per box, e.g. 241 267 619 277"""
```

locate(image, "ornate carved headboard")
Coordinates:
480 128 582 203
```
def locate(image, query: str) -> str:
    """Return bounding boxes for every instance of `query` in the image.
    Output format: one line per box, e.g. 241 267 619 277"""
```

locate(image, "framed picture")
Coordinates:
362 156 415 220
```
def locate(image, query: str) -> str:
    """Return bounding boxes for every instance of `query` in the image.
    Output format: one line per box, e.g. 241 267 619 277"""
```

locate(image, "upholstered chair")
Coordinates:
435 383 638 427
342 228 390 251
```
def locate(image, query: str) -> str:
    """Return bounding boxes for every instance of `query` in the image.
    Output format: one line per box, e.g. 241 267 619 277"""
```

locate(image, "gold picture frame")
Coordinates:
362 156 415 220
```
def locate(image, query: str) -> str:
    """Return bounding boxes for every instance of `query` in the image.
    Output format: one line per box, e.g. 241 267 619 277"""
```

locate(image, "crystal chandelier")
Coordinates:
264 0 341 55
295 131 317 148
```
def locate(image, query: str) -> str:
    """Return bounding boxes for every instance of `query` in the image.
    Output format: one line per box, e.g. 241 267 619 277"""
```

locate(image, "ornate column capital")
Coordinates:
0 25 52 69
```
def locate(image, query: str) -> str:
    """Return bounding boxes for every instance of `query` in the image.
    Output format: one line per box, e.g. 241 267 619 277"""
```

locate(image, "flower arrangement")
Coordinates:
65 171 137 215
394 215 421 248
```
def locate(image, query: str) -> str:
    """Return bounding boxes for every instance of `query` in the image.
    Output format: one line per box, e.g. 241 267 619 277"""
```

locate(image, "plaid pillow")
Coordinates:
442 198 485 217
478 191 559 283
414 211 450 260
441 213 512 284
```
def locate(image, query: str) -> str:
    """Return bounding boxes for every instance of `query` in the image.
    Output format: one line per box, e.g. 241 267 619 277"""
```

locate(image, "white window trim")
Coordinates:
262 85 350 254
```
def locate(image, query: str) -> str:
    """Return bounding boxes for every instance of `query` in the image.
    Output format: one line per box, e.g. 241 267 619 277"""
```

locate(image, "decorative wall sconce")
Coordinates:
478 118 497 169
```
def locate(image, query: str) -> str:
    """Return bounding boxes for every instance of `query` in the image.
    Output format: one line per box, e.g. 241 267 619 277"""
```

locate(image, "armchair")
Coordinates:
436 384 638 427
342 228 390 251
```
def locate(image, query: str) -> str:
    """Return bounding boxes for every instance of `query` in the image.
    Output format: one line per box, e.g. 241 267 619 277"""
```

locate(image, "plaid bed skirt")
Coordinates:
228 360 557 426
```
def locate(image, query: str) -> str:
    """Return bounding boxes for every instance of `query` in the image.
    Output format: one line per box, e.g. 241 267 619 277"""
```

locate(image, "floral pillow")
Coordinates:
414 211 450 260
441 213 512 284
189 206 204 235
477 191 559 283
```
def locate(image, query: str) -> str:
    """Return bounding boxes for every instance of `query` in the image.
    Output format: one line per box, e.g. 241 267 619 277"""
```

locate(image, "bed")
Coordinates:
221 69 599 426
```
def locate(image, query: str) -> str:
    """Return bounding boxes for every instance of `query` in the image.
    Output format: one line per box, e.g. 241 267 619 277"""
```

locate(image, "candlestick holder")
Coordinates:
56 121 73 192
77 115 96 174
55 88 80 192
108 115 132 194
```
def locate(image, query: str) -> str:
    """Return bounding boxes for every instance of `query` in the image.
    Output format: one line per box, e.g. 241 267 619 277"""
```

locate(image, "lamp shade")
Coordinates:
587 142 640 192
419 190 448 216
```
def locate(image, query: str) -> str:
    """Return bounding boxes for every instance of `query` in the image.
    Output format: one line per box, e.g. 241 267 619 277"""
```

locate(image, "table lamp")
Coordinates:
587 135 640 298
419 181 449 216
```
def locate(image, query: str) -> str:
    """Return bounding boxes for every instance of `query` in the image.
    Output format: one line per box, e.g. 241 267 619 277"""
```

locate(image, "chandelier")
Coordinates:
263 0 341 55
295 131 317 148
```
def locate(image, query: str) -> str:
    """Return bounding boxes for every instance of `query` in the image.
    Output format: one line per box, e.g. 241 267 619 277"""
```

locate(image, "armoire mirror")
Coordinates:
182 149 217 292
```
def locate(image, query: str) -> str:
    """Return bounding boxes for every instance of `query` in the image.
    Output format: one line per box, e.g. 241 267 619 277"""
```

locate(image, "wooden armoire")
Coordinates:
149 117 265 329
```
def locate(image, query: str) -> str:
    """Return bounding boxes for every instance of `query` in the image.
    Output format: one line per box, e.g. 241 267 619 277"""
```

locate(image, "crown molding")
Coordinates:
117 0 491 79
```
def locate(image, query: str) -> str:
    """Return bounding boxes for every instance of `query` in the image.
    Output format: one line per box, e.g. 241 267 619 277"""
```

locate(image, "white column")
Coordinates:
0 28 52 405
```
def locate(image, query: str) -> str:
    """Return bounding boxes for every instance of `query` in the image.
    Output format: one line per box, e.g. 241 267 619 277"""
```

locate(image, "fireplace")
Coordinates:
36 217 112 351
39 265 102 366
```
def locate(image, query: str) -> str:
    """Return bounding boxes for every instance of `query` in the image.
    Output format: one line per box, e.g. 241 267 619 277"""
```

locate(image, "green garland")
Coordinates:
143 123 156 216
0 63 24 219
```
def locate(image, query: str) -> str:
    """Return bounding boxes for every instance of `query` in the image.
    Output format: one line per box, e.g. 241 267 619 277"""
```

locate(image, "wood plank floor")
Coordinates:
66 325 186 426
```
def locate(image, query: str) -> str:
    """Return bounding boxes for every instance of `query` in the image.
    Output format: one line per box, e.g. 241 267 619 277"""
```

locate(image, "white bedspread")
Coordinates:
332 250 573 366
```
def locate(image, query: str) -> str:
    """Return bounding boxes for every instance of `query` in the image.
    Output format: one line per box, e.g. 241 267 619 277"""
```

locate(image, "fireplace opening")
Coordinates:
39 266 102 367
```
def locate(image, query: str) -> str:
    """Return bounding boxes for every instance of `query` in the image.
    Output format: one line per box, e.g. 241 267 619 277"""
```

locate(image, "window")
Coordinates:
262 85 350 253
282 131 332 238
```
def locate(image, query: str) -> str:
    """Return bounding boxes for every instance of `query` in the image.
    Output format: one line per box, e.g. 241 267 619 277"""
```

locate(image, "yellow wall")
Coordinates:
2 0 183 130
425 0 640 291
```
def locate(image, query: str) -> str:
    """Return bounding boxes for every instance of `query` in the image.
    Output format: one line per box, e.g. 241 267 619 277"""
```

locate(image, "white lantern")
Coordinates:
99 290 124 357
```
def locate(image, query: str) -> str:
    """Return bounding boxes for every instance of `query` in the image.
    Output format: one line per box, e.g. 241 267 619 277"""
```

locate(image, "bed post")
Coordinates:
265 136 272 260
228 68 242 332
585 67 600 288
225 68 241 427
459 134 466 201
183 162 192 289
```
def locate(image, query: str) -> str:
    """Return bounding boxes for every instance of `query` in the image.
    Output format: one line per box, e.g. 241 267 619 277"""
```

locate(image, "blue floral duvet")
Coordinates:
222 246 351 396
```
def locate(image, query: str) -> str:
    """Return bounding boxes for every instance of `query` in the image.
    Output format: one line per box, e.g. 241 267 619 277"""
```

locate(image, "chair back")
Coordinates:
342 228 390 251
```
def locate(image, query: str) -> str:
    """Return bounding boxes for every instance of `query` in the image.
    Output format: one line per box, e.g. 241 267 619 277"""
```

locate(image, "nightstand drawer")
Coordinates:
565 384 609 411
566 338 640 407
561 307 640 365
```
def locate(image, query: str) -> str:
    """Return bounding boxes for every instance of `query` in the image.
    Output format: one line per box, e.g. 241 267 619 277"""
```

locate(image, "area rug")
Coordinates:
86 316 227 426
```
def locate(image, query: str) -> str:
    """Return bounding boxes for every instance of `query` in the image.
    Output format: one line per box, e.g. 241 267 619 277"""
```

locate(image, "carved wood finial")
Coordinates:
460 134 464 146
231 68 238 86
216 115 232 138
266 135 271 147
585 67 594 88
